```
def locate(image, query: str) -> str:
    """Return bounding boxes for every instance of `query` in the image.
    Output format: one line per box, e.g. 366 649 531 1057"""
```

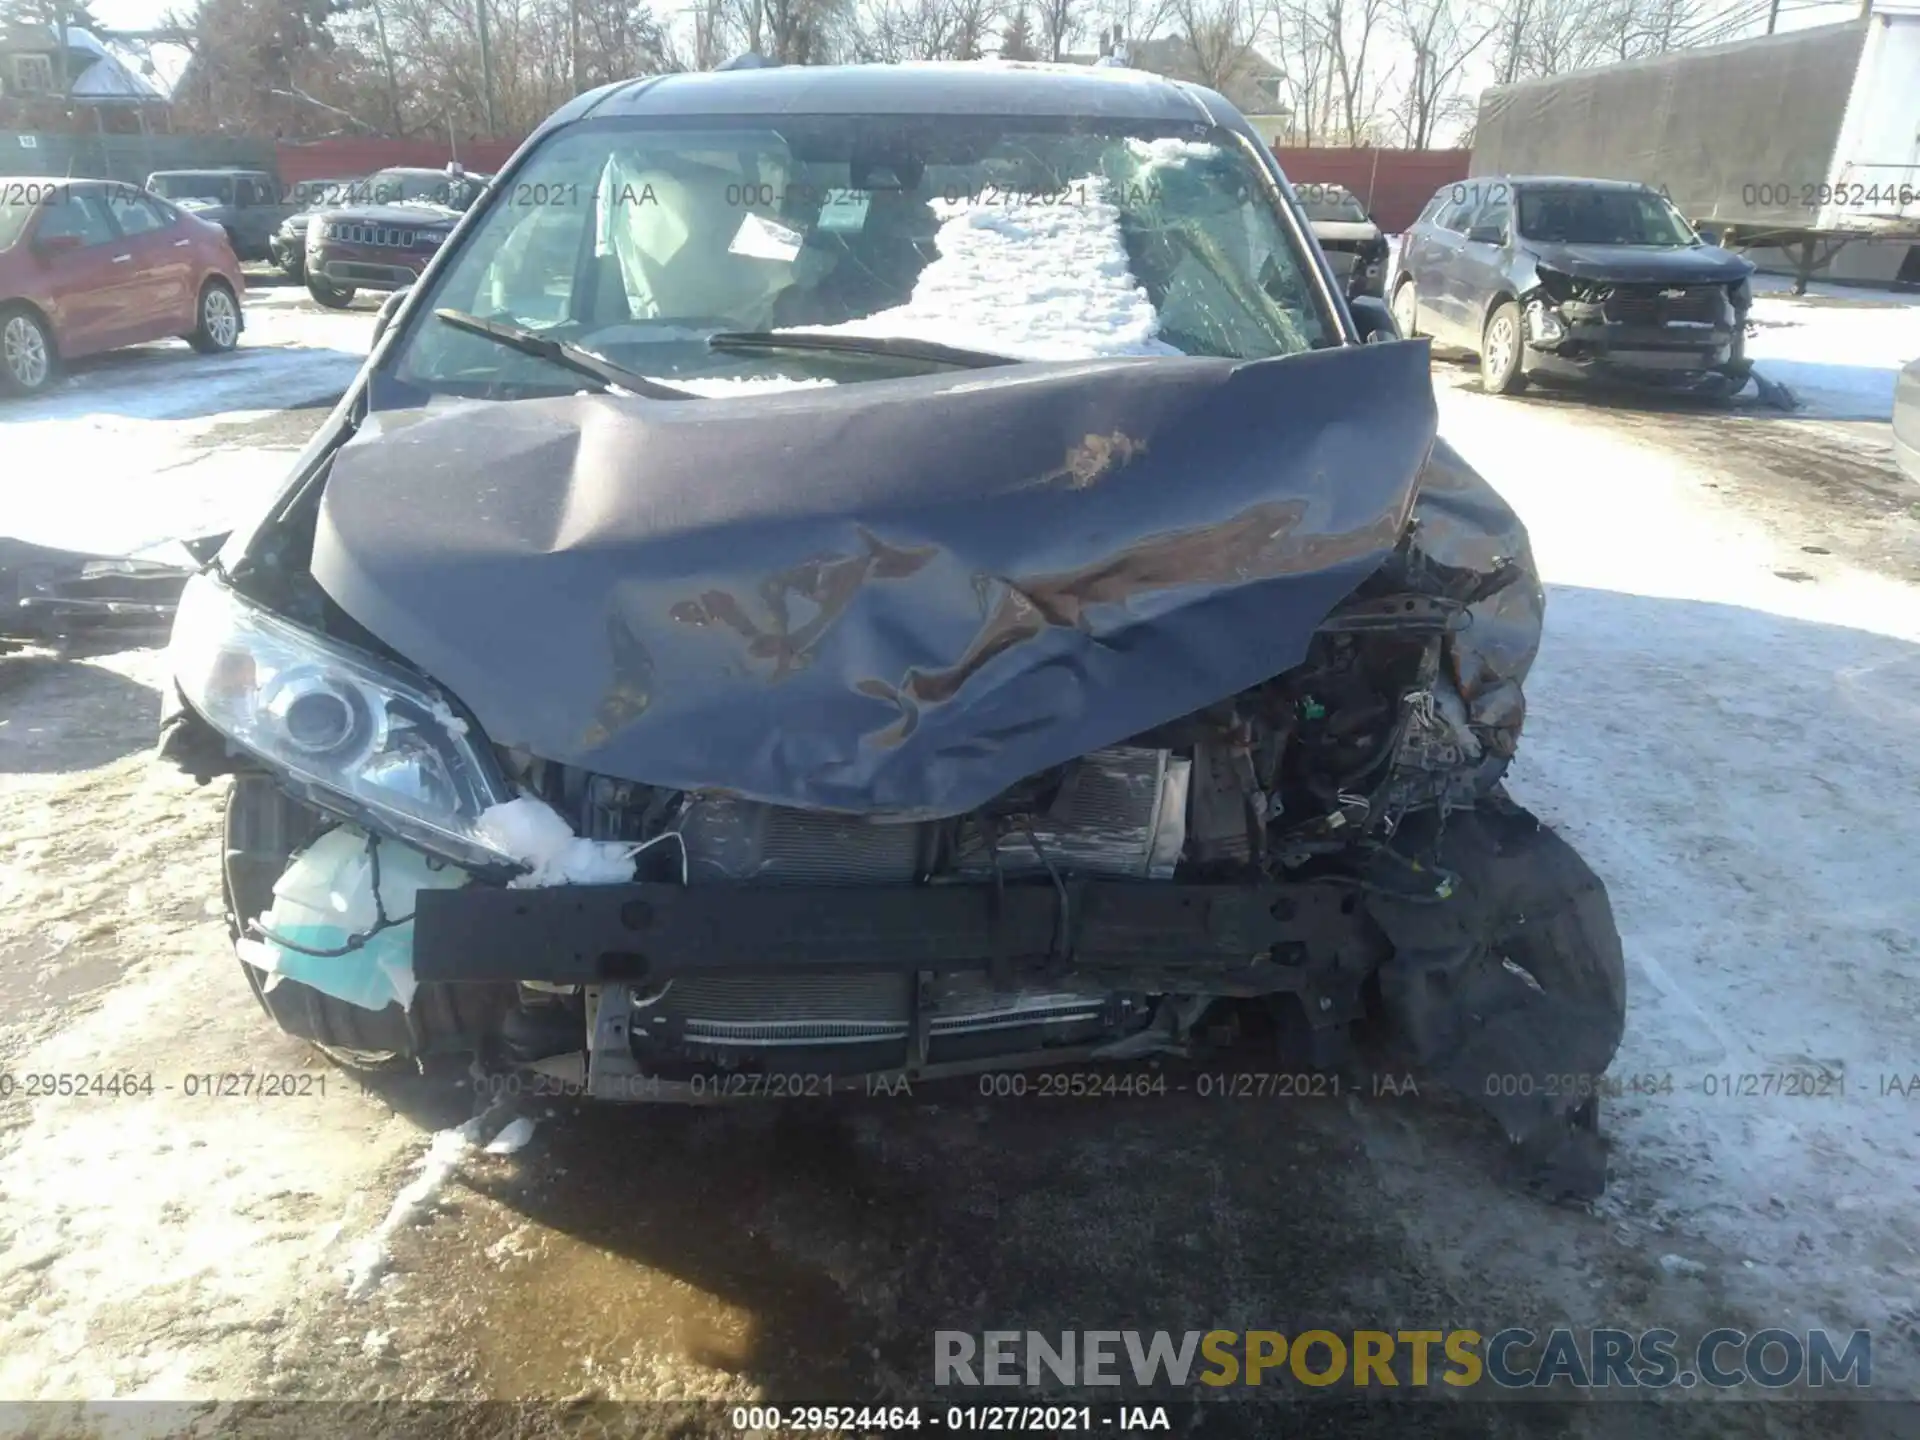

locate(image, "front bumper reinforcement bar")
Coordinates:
411 879 1376 993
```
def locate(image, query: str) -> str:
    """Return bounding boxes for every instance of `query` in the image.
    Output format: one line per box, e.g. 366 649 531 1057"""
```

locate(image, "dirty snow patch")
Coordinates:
484 1117 538 1155
1745 284 1920 421
341 1119 486 1300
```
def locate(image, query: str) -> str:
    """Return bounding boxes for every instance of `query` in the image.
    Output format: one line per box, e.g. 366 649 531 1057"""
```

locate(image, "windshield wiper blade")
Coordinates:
433 309 698 400
706 330 1020 370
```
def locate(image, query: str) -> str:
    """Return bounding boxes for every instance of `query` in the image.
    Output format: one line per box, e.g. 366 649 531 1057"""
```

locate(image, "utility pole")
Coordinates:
476 0 498 136
54 2 71 100
1766 0 1780 32
570 0 582 94
369 0 404 133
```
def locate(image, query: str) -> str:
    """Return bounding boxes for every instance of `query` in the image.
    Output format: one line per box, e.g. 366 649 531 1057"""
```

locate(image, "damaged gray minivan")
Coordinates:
160 62 1626 1198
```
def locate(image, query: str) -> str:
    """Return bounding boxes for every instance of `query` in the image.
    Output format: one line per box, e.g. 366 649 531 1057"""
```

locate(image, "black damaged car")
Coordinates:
160 62 1627 1198
1392 175 1755 395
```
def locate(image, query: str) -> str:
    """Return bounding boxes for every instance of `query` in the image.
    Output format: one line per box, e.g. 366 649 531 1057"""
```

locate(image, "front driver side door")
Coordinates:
26 186 126 358
1406 189 1474 344
1453 189 1515 346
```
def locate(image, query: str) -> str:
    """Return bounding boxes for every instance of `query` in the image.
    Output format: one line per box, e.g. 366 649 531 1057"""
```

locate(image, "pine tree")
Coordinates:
1000 4 1037 59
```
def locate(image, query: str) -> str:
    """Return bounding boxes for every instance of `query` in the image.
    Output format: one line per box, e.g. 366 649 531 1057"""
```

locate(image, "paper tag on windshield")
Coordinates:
728 212 804 262
817 189 871 233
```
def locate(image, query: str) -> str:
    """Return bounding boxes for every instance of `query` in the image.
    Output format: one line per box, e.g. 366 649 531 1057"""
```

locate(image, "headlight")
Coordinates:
418 232 445 247
1532 266 1574 303
170 572 514 867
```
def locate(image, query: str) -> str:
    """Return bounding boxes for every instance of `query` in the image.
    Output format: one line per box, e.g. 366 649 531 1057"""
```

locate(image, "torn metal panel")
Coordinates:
0 537 197 648
1385 437 1546 753
311 340 1438 818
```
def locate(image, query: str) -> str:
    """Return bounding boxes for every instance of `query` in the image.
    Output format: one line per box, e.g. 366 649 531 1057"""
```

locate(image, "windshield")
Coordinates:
360 170 484 210
1516 187 1695 246
149 174 230 204
1299 186 1369 223
390 116 1331 401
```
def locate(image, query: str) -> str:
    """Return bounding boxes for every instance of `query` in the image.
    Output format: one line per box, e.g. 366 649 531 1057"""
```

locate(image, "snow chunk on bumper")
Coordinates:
475 796 640 887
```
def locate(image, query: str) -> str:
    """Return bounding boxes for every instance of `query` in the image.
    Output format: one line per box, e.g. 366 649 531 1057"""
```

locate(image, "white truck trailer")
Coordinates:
1470 6 1920 291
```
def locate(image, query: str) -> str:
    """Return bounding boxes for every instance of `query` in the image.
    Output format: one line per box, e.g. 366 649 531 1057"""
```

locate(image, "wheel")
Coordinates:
1390 278 1421 338
1480 300 1528 394
223 776 510 1071
0 305 57 395
306 276 357 310
186 279 240 355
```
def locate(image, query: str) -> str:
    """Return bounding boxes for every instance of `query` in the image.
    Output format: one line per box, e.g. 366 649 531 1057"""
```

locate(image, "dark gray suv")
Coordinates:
1391 175 1755 395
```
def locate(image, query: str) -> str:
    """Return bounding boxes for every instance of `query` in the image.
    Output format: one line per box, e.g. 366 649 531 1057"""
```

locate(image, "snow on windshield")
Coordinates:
799 176 1179 362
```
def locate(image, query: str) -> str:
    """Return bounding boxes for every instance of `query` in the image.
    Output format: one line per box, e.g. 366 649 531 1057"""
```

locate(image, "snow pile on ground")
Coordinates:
341 1122 484 1300
818 179 1178 362
1746 280 1920 422
0 299 372 557
340 1112 534 1300
1436 385 1920 1343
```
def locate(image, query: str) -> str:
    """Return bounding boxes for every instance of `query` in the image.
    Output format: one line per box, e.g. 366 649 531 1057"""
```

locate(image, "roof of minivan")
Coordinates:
582 61 1223 123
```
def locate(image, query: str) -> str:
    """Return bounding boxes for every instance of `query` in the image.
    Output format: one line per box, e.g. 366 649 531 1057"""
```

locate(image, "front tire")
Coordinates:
187 279 241 355
0 305 57 395
306 276 357 310
1480 301 1528 394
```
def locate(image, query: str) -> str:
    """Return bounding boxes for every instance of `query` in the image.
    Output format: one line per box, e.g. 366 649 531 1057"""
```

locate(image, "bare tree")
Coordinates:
849 0 999 58
1322 0 1387 142
1267 0 1328 143
1033 0 1079 57
1000 2 1038 54
1390 0 1494 146
1169 0 1255 92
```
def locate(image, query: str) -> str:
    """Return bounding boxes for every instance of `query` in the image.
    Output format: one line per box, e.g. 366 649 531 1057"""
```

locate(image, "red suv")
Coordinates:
0 177 246 396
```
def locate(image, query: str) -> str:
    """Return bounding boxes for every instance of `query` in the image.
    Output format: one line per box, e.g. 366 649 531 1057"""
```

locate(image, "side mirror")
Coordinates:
33 232 83 256
1696 226 1720 246
1466 224 1505 246
372 287 411 347
1350 294 1399 344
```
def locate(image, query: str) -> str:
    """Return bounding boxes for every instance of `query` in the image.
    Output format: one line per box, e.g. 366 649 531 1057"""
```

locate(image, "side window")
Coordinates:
36 191 117 247
106 190 169 236
1472 197 1511 241
1433 193 1477 233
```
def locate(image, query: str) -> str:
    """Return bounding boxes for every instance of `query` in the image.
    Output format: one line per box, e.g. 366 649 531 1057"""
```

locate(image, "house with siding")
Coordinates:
0 23 173 135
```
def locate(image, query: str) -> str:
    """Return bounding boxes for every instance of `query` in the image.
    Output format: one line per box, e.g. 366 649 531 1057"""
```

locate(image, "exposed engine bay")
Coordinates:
487 589 1491 1062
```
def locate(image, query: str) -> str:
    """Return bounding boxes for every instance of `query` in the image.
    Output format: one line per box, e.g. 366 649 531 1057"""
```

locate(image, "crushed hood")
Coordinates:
312 341 1438 817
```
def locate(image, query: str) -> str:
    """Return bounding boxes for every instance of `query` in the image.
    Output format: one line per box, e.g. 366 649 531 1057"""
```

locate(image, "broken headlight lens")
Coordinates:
170 572 515 868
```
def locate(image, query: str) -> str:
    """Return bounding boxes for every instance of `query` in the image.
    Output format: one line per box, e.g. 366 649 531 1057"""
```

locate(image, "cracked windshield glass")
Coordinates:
392 119 1330 399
